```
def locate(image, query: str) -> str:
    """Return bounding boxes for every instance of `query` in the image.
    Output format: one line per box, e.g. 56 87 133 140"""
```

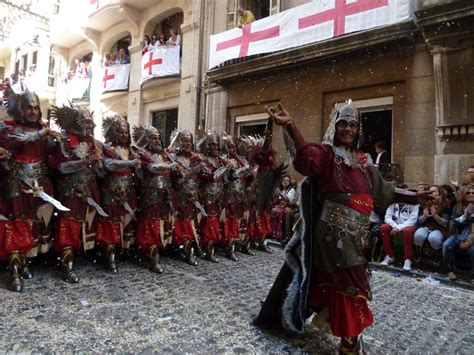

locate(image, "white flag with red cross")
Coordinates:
209 0 411 69
140 45 180 85
102 64 130 93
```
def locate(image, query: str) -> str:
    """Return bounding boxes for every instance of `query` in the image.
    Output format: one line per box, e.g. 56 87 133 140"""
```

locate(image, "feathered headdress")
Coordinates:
196 130 220 155
132 125 160 148
102 113 129 144
51 103 94 136
168 127 193 151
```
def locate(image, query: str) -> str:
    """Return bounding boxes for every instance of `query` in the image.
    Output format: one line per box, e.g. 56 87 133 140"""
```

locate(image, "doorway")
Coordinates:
360 109 392 162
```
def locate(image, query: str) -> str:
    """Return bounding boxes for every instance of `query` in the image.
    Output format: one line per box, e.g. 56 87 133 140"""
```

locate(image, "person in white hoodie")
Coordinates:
380 201 419 270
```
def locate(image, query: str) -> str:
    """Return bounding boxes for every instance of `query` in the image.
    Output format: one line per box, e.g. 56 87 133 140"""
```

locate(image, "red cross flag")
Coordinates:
102 64 130 93
209 0 411 69
140 45 180 85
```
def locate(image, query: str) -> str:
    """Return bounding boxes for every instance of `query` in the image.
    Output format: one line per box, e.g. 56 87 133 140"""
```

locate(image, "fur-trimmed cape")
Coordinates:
254 176 322 335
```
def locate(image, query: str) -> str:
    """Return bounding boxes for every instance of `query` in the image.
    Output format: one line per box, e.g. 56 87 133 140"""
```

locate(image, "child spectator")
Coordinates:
151 33 159 47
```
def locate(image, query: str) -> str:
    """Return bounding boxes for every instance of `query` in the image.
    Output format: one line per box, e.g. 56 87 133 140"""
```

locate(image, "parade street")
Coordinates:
0 247 472 353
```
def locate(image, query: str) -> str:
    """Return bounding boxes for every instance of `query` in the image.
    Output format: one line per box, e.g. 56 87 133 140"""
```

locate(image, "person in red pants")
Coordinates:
380 201 419 271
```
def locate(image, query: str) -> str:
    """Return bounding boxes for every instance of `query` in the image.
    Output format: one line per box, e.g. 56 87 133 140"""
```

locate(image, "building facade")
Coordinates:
203 0 474 186
1 0 472 186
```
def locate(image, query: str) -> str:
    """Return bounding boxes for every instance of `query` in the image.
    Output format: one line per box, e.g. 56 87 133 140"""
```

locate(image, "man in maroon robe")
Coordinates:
255 103 429 353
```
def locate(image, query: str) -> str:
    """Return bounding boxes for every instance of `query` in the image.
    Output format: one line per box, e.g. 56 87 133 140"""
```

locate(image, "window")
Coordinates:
48 53 55 87
32 51 38 65
152 108 178 147
235 112 268 136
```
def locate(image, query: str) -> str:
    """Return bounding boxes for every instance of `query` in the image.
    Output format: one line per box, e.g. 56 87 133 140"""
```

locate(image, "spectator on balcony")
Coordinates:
83 61 92 79
142 35 151 55
119 48 130 64
158 33 166 46
167 29 181 46
103 53 114 67
151 33 159 47
237 4 255 28
114 50 122 65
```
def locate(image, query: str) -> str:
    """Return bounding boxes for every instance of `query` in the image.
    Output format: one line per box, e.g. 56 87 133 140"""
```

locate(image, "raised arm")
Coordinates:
265 103 306 151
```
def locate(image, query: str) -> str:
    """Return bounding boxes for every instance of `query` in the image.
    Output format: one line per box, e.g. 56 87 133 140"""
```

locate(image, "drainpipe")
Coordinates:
194 0 206 133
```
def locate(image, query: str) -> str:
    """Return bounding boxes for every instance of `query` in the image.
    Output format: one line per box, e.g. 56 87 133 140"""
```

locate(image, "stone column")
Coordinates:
126 42 144 128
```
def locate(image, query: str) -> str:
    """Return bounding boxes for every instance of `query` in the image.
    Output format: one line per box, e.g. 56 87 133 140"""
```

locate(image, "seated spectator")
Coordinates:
167 29 181 46
142 35 151 55
151 33 159 47
380 201 419 270
236 4 255 28
443 185 474 280
271 175 297 242
413 185 450 257
119 48 130 64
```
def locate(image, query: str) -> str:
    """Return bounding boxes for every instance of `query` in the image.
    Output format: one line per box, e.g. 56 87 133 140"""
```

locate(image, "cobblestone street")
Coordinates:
0 247 472 353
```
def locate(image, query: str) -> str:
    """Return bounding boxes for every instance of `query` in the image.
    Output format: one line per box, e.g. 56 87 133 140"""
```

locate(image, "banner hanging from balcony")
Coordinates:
209 0 411 69
140 46 180 85
102 64 130 93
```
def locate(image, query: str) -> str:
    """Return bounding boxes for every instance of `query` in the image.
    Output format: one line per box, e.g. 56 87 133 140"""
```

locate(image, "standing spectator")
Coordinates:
114 50 122 65
158 33 166 46
83 61 92 78
103 53 114 67
413 185 450 258
167 29 181 46
119 48 130 64
237 4 255 28
110 53 117 65
443 185 474 280
142 35 151 55
374 140 390 172
467 165 474 185
151 33 159 47
380 201 419 270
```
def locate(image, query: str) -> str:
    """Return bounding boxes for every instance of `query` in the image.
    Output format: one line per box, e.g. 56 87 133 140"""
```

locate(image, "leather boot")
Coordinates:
258 240 273 253
226 241 239 261
339 336 365 355
240 237 255 255
21 258 33 279
205 242 218 263
183 241 198 266
194 243 205 259
105 244 118 274
148 245 164 273
7 252 23 292
60 247 79 283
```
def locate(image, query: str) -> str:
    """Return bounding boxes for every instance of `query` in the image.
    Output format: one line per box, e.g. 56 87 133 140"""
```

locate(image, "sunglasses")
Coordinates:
467 191 474 195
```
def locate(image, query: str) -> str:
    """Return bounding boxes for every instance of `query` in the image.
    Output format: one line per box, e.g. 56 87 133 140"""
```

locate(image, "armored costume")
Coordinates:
96 114 139 273
254 103 421 353
133 125 176 273
221 134 254 256
243 130 285 254
197 131 233 262
169 128 202 266
0 89 60 292
49 104 105 283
